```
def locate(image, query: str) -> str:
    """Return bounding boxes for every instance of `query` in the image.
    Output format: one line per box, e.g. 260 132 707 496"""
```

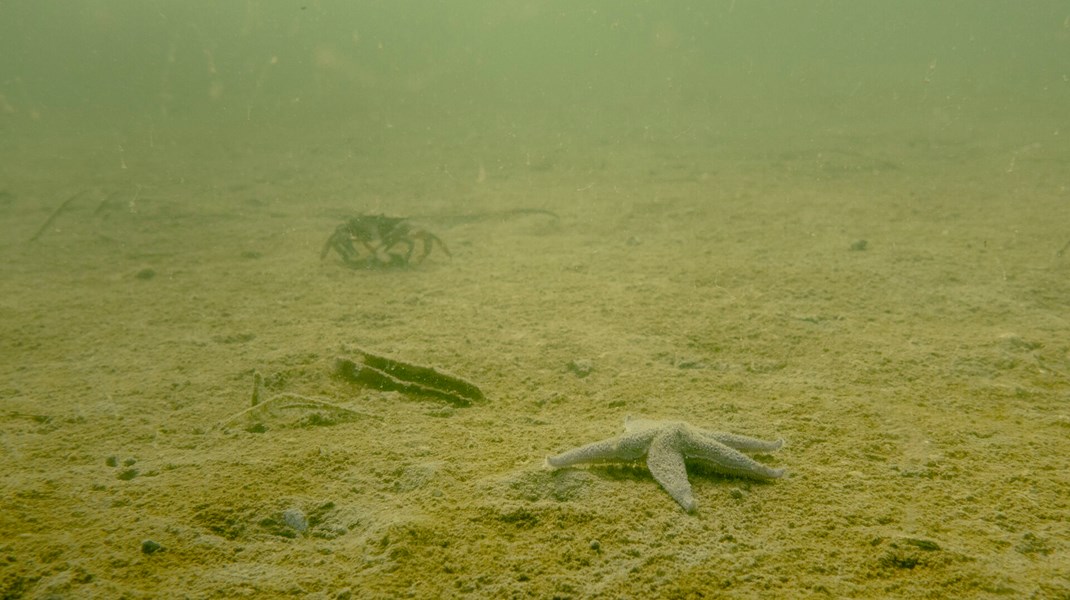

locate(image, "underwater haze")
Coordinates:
4 2 1068 145
1 2 1068 598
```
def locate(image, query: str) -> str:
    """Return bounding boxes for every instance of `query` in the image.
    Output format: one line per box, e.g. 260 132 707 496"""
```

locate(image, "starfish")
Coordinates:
546 417 785 513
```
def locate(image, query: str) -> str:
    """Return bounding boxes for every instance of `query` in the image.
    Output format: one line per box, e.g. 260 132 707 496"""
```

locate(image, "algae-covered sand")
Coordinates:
1 113 1067 598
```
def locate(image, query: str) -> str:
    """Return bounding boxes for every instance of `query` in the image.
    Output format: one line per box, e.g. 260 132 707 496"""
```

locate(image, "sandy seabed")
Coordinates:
1 113 1068 598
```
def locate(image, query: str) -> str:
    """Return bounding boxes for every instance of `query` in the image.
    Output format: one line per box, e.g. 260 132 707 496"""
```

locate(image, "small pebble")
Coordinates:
728 487 745 500
589 539 601 552
567 359 593 378
282 508 309 533
141 539 164 554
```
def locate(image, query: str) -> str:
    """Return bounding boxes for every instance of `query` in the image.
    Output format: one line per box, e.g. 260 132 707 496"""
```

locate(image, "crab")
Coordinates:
320 214 451 269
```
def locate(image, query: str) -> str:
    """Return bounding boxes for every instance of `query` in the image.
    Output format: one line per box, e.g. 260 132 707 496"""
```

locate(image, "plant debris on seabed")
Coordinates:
333 347 484 407
218 347 482 432
218 371 378 432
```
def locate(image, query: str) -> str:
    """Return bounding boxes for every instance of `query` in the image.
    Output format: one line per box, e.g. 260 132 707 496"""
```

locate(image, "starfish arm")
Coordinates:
698 430 784 453
684 434 786 480
546 432 650 468
646 431 697 512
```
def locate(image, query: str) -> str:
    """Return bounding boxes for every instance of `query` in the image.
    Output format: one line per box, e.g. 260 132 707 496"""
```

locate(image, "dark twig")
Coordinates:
29 189 93 242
